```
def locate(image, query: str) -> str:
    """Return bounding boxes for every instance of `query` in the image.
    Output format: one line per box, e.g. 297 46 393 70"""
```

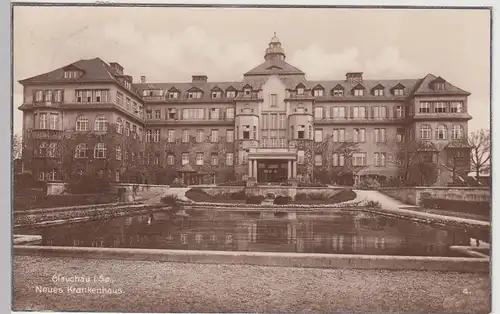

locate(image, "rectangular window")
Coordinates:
211 153 218 166
166 154 174 165
394 89 404 96
146 110 153 120
243 126 250 140
373 153 386 167
314 129 323 142
354 89 364 96
226 153 234 166
94 143 106 159
226 108 235 120
181 153 189 165
125 122 130 136
297 150 305 164
146 130 152 143
373 106 387 119
314 154 322 166
434 102 447 113
313 89 324 97
182 129 189 143
374 128 386 143
196 153 204 166
39 113 47 129
396 128 405 142
419 102 431 113
126 98 131 110
168 92 178 99
211 129 219 143
49 113 59 130
396 105 405 118
226 91 236 98
226 129 234 143
154 109 161 119
270 94 277 107
116 92 123 106
153 129 160 142
373 89 384 96
241 150 248 165
196 129 204 143
45 90 53 102
279 114 286 129
314 107 324 119
333 89 344 96
450 101 463 113
210 108 220 120
352 152 367 166
167 129 175 143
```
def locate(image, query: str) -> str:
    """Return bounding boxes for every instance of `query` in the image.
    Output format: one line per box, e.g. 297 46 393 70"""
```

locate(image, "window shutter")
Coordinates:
364 107 368 119
370 107 374 119
350 107 354 119
330 106 334 118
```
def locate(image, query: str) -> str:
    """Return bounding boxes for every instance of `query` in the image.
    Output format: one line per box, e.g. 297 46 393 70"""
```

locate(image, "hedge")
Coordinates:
421 198 490 216
13 194 118 211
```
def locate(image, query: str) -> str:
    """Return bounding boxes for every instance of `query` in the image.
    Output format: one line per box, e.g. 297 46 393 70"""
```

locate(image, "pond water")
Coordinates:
18 210 489 257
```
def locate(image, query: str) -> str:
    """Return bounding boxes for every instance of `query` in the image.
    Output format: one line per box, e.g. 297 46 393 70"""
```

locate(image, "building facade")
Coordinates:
18 34 472 186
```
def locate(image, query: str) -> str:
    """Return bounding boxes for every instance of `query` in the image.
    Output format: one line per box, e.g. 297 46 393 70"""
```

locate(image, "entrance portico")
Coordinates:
247 148 297 183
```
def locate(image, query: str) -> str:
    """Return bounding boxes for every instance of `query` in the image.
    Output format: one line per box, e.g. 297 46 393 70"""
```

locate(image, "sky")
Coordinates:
12 6 491 135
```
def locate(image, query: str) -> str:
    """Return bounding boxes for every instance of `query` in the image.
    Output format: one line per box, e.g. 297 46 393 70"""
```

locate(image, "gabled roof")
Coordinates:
244 59 304 76
296 83 306 89
19 57 118 85
371 83 385 90
168 86 180 92
352 83 366 90
391 83 405 90
332 84 344 90
187 86 203 93
413 73 470 96
211 86 223 92
312 84 324 90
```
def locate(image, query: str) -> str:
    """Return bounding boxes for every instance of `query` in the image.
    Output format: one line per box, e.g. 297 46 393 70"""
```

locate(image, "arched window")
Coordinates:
435 125 447 140
452 125 464 140
333 153 339 167
419 124 432 140
76 115 88 131
94 143 106 159
94 115 108 132
48 142 57 158
116 117 123 134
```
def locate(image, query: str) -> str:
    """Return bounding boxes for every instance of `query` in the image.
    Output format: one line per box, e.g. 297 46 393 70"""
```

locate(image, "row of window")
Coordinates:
148 107 235 121
313 128 393 143
37 113 60 130
306 86 405 97
261 113 286 129
75 89 110 103
34 90 64 103
418 101 464 114
116 92 143 118
143 87 258 100
75 115 109 132
310 152 385 167
419 124 464 140
313 105 405 120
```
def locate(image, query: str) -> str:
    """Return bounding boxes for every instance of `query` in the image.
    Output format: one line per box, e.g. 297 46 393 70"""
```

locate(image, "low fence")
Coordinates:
379 187 491 206
201 185 347 200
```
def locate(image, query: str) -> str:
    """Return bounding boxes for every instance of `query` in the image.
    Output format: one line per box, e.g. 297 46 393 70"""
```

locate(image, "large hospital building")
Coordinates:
18 34 471 186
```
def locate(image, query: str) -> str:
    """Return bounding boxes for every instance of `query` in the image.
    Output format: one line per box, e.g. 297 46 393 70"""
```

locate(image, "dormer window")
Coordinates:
244 89 251 96
168 92 178 99
394 89 404 96
211 91 221 99
313 88 324 97
333 89 344 97
297 87 304 95
226 90 236 98
63 71 80 79
434 82 445 90
124 81 131 90
373 89 384 96
188 91 202 99
353 88 364 96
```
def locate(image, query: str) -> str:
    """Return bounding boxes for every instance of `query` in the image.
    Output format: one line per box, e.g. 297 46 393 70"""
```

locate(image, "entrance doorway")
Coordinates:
258 160 288 183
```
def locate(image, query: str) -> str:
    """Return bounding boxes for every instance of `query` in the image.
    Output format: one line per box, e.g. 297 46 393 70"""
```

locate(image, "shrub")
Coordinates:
65 174 112 194
358 178 381 190
265 193 276 199
421 198 490 216
14 193 117 211
160 195 178 205
298 182 328 187
229 189 246 200
365 200 382 208
295 193 308 201
170 182 186 188
246 195 265 205
274 196 292 205
329 189 357 203
185 188 215 202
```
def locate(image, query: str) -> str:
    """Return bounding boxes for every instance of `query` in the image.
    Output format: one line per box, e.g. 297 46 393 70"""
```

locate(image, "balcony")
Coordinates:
412 112 472 121
27 129 63 140
313 117 406 125
248 142 297 158
147 117 235 126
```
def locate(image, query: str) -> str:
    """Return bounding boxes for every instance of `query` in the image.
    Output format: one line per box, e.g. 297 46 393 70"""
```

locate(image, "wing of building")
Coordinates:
18 34 472 186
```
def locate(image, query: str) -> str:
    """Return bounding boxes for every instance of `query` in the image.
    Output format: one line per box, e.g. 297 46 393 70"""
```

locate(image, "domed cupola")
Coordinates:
264 32 286 61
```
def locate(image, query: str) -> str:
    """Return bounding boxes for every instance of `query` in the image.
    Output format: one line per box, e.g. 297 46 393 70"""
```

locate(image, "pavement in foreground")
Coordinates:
13 256 490 313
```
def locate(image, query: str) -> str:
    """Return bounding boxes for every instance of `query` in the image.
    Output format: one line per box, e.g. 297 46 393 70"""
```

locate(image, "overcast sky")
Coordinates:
13 6 491 135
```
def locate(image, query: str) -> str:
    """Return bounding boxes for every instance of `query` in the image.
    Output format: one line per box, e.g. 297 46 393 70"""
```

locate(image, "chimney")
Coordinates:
109 62 124 75
124 75 133 83
140 76 146 84
192 75 208 83
346 72 363 84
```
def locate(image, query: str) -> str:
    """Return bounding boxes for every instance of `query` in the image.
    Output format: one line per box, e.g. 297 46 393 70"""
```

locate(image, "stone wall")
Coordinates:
379 187 491 206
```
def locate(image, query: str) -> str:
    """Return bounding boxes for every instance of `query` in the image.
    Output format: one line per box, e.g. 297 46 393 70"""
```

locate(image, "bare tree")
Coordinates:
468 129 490 179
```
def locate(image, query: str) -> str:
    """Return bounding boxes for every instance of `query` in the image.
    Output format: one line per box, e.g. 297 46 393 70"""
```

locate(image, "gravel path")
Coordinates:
13 255 490 313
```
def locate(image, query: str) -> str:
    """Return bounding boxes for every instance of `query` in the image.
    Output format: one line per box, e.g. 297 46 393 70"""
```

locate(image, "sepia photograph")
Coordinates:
11 3 492 313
